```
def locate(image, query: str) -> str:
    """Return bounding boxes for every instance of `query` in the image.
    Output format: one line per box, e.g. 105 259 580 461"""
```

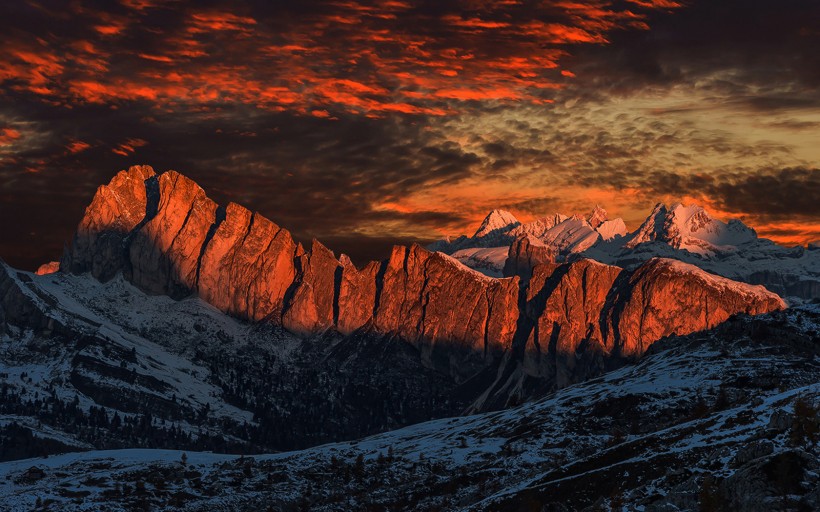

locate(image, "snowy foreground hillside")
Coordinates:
1 306 818 511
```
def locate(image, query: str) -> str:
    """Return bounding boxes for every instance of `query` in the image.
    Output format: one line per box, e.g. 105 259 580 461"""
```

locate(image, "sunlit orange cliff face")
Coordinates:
0 0 817 269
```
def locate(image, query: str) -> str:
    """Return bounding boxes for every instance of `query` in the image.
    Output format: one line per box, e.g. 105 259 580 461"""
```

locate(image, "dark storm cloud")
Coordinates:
566 0 820 98
630 167 820 219
701 168 820 219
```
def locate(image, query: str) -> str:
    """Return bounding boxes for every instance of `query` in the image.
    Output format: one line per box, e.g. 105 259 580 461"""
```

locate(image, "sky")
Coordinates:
0 0 818 269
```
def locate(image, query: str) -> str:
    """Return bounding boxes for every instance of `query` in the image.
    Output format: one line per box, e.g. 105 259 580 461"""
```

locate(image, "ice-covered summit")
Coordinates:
472 209 521 239
626 203 758 255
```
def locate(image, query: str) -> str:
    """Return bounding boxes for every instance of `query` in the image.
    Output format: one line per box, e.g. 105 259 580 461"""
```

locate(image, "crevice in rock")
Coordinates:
121 175 160 277
332 264 342 327
599 268 633 357
244 225 278 318
510 263 571 359
280 247 304 320
547 321 561 360
164 197 202 298
372 258 389 319
482 286 493 359
415 259 430 337
229 211 256 271
194 204 226 288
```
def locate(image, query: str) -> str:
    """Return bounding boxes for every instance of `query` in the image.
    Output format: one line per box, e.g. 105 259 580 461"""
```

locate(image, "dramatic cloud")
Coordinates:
0 0 673 116
0 0 817 269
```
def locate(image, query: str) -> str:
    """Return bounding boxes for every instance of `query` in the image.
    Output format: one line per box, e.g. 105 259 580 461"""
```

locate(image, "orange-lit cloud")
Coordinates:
0 127 20 145
66 140 91 154
111 138 148 156
0 0 679 117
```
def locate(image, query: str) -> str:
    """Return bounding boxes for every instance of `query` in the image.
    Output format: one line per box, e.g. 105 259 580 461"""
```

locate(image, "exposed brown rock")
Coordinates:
483 276 520 354
336 255 379 335
128 171 217 298
610 258 787 357
35 261 60 275
246 222 300 321
198 203 297 322
282 239 340 335
63 168 786 391
197 202 253 314
198 204 300 322
63 165 156 280
523 259 622 386
503 234 557 281
373 245 429 336
534 259 622 354
373 245 519 375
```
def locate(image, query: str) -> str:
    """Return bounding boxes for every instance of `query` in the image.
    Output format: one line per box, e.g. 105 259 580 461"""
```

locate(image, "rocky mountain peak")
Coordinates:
473 209 521 239
663 203 714 246
61 165 158 281
625 202 668 248
587 204 608 228
58 166 786 388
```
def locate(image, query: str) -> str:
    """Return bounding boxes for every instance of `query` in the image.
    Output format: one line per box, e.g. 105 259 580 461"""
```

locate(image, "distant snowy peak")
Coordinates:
473 209 520 239
626 202 758 255
433 205 629 270
586 204 608 228
596 218 627 241
625 202 668 248
509 213 567 239
664 203 719 249
433 200 818 299
539 216 600 255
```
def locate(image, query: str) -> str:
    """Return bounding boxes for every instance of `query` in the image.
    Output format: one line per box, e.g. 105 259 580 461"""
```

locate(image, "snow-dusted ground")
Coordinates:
0 264 303 446
2 305 817 511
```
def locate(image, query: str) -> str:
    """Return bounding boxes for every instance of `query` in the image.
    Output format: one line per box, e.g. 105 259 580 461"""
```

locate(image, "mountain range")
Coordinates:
0 166 817 511
431 204 820 300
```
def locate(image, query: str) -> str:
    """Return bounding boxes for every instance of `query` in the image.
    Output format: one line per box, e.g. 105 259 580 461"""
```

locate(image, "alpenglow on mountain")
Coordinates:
0 166 817 511
57 166 784 360
431 202 820 299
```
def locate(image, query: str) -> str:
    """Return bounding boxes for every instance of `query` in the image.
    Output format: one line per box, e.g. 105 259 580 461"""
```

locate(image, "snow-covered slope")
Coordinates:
624 203 758 254
430 203 820 299
435 206 628 270
448 246 510 277
472 209 520 240
2 306 817 511
0 262 487 457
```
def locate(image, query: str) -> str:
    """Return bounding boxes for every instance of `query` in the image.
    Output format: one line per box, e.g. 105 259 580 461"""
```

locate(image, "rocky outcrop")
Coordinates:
503 235 557 282
282 239 340 335
608 258 787 357
499 256 787 395
372 246 519 376
336 255 379 335
523 259 623 385
60 166 786 388
198 203 298 322
35 261 60 275
0 260 63 335
128 171 218 299
62 165 156 281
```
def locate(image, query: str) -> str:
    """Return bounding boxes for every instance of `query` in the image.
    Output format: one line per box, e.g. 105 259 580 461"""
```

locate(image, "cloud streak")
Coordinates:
0 0 676 116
